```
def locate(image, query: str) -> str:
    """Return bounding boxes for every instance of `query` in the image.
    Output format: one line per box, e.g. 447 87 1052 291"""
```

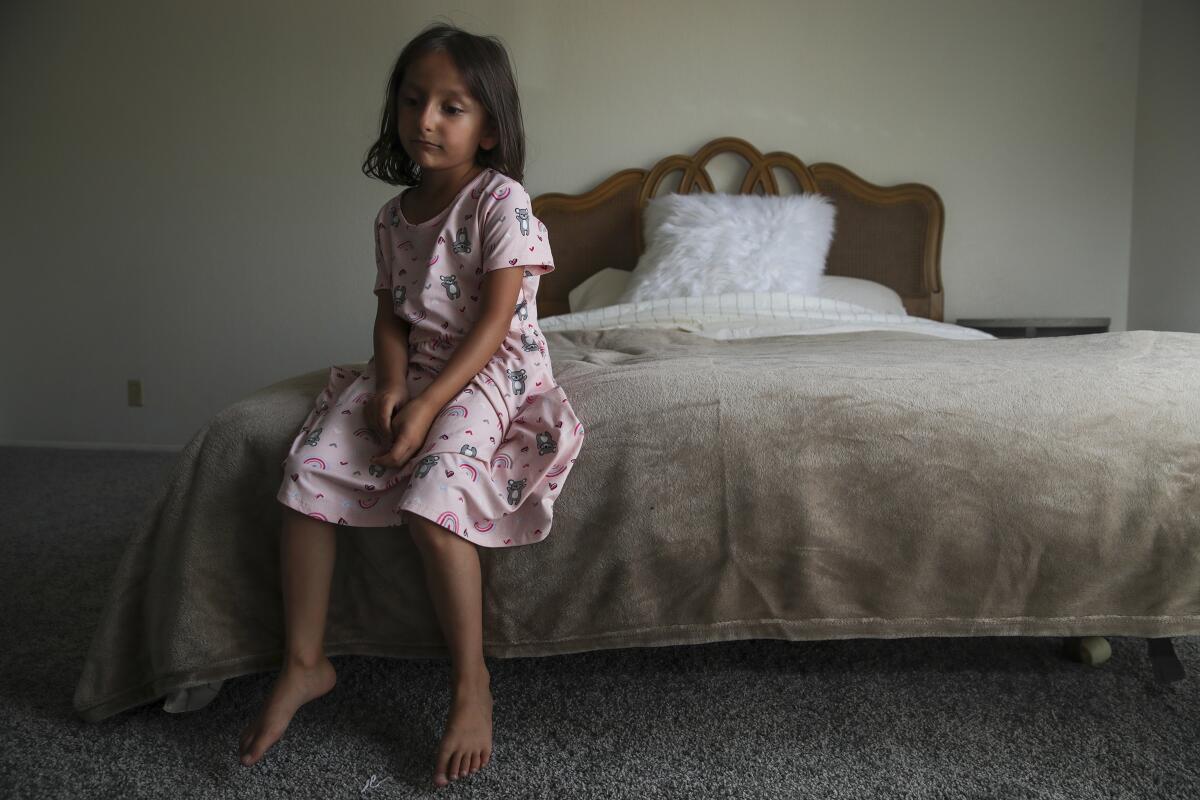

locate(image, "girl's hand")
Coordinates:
363 386 410 445
370 399 437 469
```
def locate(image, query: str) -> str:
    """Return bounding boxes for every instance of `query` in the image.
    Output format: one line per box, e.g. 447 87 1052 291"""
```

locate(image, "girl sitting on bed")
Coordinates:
238 21 585 788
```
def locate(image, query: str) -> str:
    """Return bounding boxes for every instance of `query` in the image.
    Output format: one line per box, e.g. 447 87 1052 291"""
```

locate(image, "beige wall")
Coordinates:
1 0 1150 448
1127 0 1200 334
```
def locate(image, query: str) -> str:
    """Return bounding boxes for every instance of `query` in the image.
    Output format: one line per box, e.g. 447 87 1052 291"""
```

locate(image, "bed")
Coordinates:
74 136 1200 723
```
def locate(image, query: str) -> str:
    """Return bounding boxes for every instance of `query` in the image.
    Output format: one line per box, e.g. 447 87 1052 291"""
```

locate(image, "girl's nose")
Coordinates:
419 103 438 132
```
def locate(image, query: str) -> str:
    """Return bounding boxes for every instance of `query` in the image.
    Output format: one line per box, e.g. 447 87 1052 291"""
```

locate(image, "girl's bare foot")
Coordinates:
238 656 337 766
432 672 494 788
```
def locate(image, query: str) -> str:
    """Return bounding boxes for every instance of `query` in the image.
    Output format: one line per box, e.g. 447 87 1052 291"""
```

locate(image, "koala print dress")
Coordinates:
276 167 585 548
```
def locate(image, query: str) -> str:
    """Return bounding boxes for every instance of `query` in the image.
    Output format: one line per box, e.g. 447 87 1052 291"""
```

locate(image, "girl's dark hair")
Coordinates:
362 22 525 186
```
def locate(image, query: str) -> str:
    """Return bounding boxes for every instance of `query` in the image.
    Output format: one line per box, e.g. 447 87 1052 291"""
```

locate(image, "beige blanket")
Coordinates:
74 328 1200 722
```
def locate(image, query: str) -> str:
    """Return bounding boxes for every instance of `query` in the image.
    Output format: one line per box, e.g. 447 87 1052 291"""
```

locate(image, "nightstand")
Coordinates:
954 317 1111 338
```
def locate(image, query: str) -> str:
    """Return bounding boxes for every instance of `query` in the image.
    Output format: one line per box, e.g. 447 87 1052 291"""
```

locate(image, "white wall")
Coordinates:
1 0 1145 449
1127 0 1200 334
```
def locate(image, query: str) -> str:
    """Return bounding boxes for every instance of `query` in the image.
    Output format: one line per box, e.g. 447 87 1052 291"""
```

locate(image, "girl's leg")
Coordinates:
405 512 494 788
278 506 338 664
239 506 340 766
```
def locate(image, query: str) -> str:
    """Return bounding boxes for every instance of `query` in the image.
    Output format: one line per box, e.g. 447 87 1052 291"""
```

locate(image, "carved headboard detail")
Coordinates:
531 136 945 321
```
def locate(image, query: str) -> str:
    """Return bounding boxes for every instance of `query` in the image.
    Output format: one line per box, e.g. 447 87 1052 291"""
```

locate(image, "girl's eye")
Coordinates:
400 98 463 115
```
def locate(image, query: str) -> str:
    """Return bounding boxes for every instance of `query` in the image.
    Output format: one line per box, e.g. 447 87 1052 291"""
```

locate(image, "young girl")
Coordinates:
238 22 585 788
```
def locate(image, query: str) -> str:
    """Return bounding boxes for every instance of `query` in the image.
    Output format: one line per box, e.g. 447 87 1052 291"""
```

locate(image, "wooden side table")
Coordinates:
954 317 1111 338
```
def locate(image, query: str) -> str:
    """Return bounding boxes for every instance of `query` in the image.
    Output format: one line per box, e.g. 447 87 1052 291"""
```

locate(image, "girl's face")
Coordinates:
397 49 497 171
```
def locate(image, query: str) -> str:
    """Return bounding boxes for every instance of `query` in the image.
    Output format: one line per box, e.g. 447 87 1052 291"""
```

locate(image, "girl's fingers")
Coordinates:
367 405 382 441
372 441 410 468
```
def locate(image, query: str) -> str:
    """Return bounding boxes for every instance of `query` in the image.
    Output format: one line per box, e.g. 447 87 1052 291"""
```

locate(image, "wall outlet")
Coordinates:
128 379 143 407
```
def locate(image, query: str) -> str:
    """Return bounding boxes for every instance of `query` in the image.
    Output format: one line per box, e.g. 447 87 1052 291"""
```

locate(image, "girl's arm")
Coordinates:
409 267 525 416
373 289 410 392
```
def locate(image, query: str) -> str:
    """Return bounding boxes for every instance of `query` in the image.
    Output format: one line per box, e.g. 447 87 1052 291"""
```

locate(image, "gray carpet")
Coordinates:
1 446 1198 799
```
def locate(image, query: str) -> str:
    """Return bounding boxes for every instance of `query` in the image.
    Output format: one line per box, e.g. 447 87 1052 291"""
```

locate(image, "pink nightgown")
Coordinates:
276 167 585 547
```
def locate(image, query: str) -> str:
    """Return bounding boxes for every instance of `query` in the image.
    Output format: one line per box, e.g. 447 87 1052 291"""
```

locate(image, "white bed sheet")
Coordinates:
539 292 996 342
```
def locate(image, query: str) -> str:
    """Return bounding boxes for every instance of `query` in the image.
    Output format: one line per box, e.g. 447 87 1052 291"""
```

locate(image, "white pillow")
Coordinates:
569 267 907 316
567 267 631 314
616 192 836 305
814 275 907 316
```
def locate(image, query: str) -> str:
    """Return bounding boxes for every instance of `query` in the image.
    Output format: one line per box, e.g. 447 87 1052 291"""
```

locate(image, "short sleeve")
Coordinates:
373 206 390 294
480 181 555 278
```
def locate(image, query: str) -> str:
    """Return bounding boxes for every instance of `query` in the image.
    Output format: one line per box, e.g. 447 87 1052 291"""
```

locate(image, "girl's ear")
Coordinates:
479 119 499 152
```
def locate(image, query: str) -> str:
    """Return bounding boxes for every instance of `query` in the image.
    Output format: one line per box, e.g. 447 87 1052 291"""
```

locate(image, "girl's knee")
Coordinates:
403 510 434 536
404 512 458 546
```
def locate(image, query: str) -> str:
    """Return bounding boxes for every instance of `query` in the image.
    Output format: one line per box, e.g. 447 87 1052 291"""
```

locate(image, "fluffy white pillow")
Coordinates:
569 267 907 316
615 192 836 305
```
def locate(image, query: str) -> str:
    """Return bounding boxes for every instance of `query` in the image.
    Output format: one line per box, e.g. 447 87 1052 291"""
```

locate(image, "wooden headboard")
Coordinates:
530 136 946 322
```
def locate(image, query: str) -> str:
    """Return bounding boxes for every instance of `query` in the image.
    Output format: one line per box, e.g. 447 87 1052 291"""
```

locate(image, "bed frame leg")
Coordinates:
1147 637 1187 684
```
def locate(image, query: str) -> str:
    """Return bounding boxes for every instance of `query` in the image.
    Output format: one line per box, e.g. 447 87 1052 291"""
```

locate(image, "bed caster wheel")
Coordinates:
1062 636 1112 666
